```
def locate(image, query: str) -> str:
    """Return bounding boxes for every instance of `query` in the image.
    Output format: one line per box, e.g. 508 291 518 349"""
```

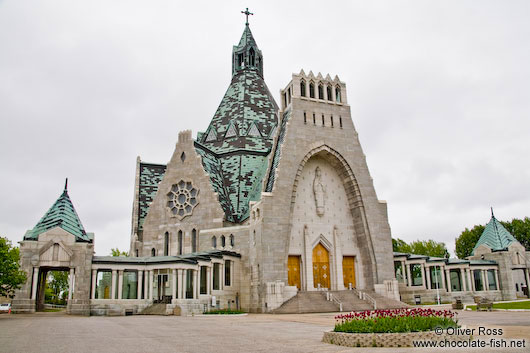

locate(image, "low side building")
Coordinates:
395 212 530 304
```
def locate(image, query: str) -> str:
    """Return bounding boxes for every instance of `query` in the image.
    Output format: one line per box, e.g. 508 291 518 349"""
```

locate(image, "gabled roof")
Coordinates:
472 211 517 255
24 180 91 242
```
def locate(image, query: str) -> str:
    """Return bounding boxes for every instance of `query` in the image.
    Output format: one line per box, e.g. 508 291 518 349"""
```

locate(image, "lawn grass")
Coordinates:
467 300 530 311
42 308 64 312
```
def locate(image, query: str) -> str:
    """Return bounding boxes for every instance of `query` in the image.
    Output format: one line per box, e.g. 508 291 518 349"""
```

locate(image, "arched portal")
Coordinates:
312 243 330 289
287 144 377 292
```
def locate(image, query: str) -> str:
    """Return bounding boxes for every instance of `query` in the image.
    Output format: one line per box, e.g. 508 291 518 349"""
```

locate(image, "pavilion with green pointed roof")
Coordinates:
471 211 517 255
24 180 93 243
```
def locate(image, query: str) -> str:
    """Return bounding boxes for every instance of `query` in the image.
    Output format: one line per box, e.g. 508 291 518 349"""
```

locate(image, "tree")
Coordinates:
454 225 485 259
409 240 450 258
111 248 129 257
47 271 69 304
392 238 410 253
392 238 449 258
0 236 27 298
502 217 530 251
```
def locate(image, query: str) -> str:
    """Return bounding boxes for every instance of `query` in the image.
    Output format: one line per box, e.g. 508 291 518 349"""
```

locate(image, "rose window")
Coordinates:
167 180 199 218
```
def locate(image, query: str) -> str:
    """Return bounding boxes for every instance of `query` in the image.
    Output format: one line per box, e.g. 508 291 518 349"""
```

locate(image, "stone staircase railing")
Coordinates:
322 291 343 312
352 288 377 310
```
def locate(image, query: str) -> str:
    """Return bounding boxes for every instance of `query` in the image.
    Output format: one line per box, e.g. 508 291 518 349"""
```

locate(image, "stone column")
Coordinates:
425 265 431 290
68 268 75 300
193 269 198 299
177 269 183 299
143 271 148 300
118 270 124 299
445 269 451 292
138 270 143 299
469 269 476 292
91 270 97 299
111 270 117 299
483 270 489 291
172 269 177 300
406 263 412 287
494 270 500 291
149 270 154 300
31 267 39 300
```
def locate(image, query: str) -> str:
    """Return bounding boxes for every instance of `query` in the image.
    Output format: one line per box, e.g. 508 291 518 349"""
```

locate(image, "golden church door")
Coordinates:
287 256 301 289
342 256 356 288
312 243 330 289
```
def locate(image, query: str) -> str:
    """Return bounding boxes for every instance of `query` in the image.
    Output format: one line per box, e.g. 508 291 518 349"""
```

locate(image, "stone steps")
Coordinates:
272 290 409 314
364 291 410 309
272 291 340 314
139 303 168 315
329 291 372 312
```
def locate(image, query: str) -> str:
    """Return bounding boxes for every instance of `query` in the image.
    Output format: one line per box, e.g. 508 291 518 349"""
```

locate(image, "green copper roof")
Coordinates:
265 109 291 192
472 213 517 255
24 182 91 242
194 26 278 223
137 162 166 232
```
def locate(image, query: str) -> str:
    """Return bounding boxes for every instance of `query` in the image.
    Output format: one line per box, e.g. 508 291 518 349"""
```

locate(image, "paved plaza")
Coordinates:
1 309 529 353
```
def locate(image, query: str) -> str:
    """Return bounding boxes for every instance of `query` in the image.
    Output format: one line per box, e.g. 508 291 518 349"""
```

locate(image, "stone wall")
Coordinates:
251 72 395 312
139 130 225 257
322 331 471 348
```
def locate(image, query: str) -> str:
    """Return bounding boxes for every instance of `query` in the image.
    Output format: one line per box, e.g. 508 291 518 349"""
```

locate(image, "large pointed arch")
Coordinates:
288 144 379 286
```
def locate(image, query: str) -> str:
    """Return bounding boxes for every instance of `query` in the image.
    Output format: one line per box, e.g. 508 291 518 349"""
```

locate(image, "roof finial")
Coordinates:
491 206 495 218
64 178 68 192
241 7 253 26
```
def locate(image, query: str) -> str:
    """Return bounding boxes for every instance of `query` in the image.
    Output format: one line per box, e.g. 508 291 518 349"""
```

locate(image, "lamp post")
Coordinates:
434 266 441 305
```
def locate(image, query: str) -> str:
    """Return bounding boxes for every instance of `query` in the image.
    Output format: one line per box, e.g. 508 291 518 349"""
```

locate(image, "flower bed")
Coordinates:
334 308 457 333
323 308 467 348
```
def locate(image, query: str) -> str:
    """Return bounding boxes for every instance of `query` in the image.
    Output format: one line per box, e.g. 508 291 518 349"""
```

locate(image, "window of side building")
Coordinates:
122 270 138 299
225 260 231 286
213 263 220 290
473 269 484 291
200 266 207 295
95 270 112 299
410 264 423 286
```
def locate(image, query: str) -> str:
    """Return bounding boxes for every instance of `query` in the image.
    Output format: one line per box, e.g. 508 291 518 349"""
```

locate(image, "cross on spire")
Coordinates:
241 7 253 26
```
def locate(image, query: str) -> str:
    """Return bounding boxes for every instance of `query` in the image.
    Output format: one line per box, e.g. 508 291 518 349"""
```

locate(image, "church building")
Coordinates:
12 17 528 316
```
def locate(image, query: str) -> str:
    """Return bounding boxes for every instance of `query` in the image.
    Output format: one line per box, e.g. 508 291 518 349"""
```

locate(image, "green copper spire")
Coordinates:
471 209 517 255
24 180 92 242
232 23 263 78
195 24 278 223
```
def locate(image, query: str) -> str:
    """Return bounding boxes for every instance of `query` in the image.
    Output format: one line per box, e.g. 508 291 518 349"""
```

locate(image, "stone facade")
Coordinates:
12 227 93 315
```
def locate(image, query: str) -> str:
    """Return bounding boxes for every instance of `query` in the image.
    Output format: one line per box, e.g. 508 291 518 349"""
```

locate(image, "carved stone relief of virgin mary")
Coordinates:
313 166 326 216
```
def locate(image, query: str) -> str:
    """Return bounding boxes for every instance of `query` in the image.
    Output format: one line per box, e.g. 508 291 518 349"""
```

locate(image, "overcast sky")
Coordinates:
1 1 529 257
